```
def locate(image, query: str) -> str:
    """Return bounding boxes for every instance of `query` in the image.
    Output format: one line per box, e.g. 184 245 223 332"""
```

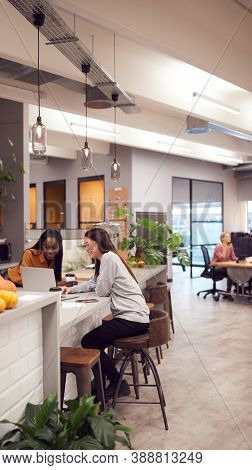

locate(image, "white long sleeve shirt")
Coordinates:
72 251 150 323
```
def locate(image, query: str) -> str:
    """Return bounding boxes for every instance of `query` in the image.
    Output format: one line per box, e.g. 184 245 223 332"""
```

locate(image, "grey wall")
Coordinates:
132 148 240 232
0 98 29 261
30 145 132 228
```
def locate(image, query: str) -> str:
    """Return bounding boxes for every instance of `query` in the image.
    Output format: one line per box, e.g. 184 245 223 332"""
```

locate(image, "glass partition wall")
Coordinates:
172 177 223 277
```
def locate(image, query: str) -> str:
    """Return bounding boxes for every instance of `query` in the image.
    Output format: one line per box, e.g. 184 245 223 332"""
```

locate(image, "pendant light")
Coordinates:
32 11 47 155
81 63 93 170
111 34 120 182
111 92 120 182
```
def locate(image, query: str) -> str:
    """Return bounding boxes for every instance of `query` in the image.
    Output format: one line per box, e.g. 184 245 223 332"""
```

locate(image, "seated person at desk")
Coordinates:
212 232 238 293
6 229 63 287
62 228 150 401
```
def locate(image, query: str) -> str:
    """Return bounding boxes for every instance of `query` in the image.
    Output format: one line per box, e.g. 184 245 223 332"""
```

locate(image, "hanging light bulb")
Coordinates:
111 92 120 181
111 157 120 182
32 11 47 155
81 141 93 170
81 63 93 170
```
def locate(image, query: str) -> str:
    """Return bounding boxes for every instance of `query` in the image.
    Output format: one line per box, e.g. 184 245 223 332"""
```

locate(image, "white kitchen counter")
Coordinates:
0 291 60 437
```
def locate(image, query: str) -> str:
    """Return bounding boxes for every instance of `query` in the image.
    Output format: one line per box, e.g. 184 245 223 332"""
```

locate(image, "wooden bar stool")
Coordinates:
146 283 174 334
112 309 169 430
60 347 105 411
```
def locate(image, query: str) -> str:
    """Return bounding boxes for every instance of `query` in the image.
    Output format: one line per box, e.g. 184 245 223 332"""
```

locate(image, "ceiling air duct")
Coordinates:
186 116 209 134
186 116 252 142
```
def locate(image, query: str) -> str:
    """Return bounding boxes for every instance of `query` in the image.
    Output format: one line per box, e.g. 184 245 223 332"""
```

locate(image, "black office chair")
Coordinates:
197 246 226 301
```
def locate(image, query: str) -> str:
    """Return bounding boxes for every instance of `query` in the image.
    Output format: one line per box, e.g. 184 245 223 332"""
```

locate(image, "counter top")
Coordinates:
0 291 60 325
60 293 110 332
74 264 167 289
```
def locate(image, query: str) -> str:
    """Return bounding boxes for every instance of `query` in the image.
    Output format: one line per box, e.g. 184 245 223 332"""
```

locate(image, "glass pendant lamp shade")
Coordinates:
32 11 47 155
81 62 93 170
32 116 47 154
81 141 93 170
111 157 120 181
111 91 120 182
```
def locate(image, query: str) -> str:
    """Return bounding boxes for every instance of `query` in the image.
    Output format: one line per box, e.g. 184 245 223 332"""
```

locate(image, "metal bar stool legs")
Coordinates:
112 348 168 431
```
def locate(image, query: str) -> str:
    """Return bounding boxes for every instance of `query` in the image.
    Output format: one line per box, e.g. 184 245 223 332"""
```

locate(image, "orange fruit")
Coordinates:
0 297 6 313
0 290 18 309
0 275 17 292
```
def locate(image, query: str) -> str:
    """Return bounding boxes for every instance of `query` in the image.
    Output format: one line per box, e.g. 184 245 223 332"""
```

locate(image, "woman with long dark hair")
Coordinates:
64 228 150 401
8 229 63 286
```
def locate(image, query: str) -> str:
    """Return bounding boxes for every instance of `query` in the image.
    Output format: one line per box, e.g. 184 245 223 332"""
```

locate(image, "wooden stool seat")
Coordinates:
61 347 100 367
113 333 149 350
60 347 105 411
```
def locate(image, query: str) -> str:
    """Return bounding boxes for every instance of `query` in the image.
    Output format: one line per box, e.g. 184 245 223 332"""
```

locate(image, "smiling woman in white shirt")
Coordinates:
63 228 150 401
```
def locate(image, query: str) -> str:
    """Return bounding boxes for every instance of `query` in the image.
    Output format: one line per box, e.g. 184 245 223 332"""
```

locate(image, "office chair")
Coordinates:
197 245 226 301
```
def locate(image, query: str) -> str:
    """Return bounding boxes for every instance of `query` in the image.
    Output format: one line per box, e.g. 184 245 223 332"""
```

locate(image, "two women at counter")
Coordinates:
63 228 150 400
7 229 63 286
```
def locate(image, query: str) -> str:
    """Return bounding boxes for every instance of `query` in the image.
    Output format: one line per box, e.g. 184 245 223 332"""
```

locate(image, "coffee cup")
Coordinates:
65 273 76 287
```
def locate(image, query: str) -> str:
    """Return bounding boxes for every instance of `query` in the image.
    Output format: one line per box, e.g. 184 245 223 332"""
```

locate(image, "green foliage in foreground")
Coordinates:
0 394 132 450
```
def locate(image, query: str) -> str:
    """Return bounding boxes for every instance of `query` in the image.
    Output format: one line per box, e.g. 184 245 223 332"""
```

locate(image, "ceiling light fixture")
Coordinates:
70 122 120 138
31 10 47 155
111 92 120 182
81 63 93 170
192 92 240 115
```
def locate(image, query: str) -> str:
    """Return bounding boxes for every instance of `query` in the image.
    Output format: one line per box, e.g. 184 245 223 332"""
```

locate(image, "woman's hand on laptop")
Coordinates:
60 286 73 294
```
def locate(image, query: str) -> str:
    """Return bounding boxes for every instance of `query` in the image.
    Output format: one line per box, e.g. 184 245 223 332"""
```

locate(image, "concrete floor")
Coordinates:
114 272 252 450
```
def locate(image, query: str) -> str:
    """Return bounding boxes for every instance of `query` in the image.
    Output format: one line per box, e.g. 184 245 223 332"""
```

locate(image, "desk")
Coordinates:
211 261 252 298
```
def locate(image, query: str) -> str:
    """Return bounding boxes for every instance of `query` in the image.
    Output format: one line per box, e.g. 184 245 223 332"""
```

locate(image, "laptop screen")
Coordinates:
20 267 56 292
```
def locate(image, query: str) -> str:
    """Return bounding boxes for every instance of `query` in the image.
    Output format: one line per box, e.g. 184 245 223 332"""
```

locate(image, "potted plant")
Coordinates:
0 394 132 450
119 218 190 266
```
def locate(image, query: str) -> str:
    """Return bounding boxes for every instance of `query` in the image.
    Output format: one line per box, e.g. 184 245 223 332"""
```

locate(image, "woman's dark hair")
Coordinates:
31 229 63 281
85 228 138 283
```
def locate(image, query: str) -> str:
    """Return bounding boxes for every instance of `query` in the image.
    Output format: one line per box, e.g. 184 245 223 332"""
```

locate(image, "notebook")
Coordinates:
20 267 56 292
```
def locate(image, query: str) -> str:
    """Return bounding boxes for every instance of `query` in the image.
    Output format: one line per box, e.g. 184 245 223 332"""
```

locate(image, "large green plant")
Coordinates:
0 394 132 450
119 218 190 266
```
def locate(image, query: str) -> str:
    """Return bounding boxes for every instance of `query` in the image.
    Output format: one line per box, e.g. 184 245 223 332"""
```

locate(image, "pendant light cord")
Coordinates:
37 24 41 118
113 33 117 162
114 103 117 161
85 72 87 143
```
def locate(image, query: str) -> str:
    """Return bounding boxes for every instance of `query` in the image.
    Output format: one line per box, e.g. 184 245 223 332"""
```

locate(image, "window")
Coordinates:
78 176 105 228
29 184 37 229
172 177 223 277
248 201 252 231
43 180 66 229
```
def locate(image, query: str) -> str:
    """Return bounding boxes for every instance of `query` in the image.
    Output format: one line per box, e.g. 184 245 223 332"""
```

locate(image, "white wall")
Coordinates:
132 148 240 232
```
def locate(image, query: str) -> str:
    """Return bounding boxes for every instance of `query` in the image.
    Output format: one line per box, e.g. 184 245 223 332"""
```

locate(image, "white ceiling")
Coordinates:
2 0 252 166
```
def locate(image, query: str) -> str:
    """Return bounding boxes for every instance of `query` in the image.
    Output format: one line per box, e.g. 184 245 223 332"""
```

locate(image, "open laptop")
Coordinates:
20 267 56 292
20 267 81 300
